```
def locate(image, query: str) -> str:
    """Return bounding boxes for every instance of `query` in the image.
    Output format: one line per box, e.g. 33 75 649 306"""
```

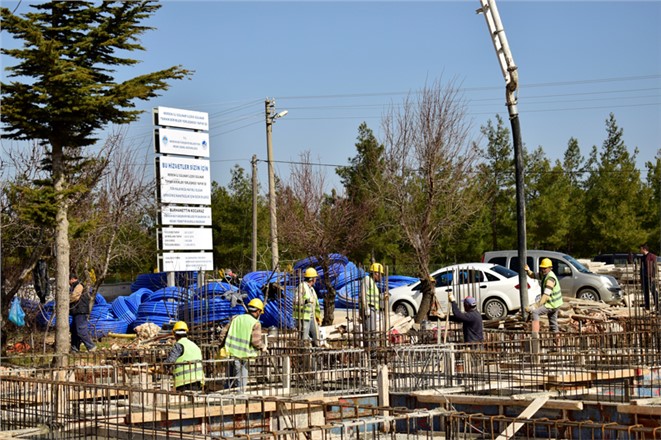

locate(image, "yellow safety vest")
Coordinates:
225 314 259 359
362 276 380 311
543 271 563 309
293 282 322 321
173 337 204 389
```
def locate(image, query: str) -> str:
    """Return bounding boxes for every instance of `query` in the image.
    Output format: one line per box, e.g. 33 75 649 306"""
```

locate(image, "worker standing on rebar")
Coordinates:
293 268 322 346
165 321 205 392
219 298 266 391
361 262 384 346
525 258 563 333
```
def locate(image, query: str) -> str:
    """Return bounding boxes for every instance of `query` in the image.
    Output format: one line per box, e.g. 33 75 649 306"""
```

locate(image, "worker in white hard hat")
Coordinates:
293 267 322 346
361 262 384 347
218 298 266 391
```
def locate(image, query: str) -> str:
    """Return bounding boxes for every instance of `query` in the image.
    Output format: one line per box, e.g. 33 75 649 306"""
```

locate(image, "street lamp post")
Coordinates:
265 98 288 270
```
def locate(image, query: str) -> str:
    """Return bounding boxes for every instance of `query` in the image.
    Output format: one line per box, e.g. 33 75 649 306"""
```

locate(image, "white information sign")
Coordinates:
158 156 211 205
156 127 210 157
161 252 214 272
155 106 209 131
161 227 212 250
161 206 212 226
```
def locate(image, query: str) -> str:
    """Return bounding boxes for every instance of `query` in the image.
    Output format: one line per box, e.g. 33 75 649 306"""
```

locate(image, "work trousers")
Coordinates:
531 305 559 332
71 314 95 351
296 318 319 346
228 358 249 392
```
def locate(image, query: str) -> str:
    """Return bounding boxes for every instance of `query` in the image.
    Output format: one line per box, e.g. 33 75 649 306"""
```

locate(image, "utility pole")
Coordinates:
478 0 529 318
251 154 258 272
265 98 288 271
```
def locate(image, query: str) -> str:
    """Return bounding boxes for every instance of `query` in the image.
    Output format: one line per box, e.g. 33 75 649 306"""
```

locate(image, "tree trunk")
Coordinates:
54 173 71 358
320 259 336 326
414 277 435 324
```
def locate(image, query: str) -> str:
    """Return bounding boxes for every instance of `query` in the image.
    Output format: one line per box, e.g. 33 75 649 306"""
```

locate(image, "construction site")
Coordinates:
2 258 661 440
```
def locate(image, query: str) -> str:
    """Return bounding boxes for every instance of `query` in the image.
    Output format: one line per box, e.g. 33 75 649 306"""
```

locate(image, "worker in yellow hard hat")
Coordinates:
218 298 266 391
525 258 563 334
361 262 384 347
164 321 204 392
293 267 322 346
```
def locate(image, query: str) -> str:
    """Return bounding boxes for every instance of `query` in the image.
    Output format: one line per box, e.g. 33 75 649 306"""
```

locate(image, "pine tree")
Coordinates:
584 114 645 255
479 115 516 250
1 1 190 355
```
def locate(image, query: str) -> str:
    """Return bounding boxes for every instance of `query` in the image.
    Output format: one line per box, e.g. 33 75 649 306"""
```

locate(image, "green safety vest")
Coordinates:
293 282 322 321
225 314 259 359
173 337 204 389
543 271 563 309
362 276 380 311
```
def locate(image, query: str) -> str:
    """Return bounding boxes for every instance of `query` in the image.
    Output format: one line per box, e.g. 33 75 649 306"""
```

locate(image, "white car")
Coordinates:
388 263 541 320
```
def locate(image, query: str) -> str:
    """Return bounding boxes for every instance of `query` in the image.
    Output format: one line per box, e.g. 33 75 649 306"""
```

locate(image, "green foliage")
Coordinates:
210 166 268 274
478 115 517 250
336 122 401 266
583 114 645 253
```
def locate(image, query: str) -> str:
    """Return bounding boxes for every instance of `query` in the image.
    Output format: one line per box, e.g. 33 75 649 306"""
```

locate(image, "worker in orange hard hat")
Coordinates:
293 267 322 346
218 298 266 391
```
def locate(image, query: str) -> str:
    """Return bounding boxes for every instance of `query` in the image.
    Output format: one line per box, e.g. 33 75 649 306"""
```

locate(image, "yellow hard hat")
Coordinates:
540 258 553 268
247 298 264 312
370 262 384 274
304 267 318 278
173 321 188 333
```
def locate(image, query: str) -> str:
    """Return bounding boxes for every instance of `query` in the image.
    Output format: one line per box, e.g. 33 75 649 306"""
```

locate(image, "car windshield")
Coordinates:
490 264 517 279
563 254 591 273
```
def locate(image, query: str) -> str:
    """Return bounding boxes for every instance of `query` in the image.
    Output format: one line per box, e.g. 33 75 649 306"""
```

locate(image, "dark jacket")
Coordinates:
450 301 484 343
70 281 92 315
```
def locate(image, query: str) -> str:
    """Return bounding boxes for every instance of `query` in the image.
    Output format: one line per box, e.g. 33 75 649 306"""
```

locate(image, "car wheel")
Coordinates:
483 298 508 320
577 288 600 302
393 301 414 317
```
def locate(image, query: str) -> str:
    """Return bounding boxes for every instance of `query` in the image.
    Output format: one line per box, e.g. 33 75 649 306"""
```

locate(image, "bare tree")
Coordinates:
69 130 155 292
278 152 369 324
1 138 111 309
381 79 481 323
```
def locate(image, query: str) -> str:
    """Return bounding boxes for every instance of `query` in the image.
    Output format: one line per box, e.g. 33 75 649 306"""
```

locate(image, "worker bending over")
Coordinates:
165 321 204 392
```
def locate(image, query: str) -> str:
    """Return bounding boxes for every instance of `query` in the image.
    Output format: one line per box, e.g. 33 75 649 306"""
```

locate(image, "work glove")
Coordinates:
448 292 455 303
316 317 322 325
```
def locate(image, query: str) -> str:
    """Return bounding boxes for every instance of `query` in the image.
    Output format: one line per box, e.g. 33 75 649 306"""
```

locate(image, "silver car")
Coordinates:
482 250 623 304
388 263 540 320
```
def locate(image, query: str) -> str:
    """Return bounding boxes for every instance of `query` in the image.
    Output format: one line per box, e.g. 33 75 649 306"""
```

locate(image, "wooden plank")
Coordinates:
630 397 661 406
412 393 582 411
591 368 648 380
617 404 661 416
547 372 592 383
127 401 277 424
496 396 549 440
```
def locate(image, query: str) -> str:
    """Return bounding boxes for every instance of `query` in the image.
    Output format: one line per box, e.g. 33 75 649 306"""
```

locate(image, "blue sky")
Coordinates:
2 1 660 191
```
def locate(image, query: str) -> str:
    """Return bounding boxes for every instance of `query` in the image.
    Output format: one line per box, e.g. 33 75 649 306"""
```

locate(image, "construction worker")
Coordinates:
219 298 266 391
69 273 96 353
164 321 205 392
361 262 384 345
525 258 563 333
293 267 322 346
447 293 484 343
